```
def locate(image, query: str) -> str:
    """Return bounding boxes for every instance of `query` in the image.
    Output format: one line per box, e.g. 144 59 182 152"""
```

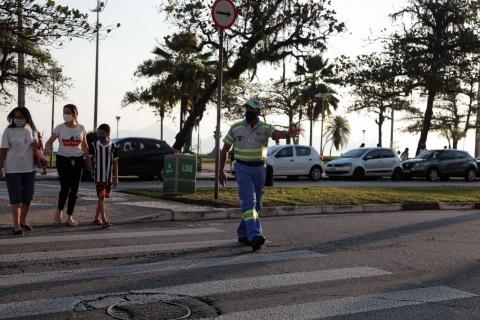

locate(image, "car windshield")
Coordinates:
267 146 282 156
416 151 432 160
341 149 367 158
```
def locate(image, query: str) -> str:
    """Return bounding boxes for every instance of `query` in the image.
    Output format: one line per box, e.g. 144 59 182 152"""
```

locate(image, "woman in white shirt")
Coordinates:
0 107 39 235
45 104 91 227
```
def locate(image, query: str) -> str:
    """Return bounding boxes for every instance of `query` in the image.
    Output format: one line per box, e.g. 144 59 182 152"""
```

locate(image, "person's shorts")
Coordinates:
96 182 112 199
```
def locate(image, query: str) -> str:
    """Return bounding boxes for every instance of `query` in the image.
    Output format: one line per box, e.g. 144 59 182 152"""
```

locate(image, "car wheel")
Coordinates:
465 167 476 182
391 168 403 181
309 166 322 181
353 167 365 181
427 168 439 182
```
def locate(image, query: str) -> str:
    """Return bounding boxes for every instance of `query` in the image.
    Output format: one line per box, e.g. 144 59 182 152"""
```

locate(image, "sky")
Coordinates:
2 0 476 156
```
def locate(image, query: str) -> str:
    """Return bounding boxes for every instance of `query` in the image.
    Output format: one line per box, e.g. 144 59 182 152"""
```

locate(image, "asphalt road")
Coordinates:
2 210 480 319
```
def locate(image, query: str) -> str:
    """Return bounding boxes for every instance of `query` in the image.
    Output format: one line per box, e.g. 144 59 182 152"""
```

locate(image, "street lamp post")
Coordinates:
47 67 62 168
115 116 120 139
315 92 332 155
92 0 104 131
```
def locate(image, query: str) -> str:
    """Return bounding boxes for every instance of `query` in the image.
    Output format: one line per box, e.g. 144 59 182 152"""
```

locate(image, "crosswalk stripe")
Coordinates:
0 250 325 287
212 286 477 320
0 267 390 319
0 228 224 245
0 240 237 262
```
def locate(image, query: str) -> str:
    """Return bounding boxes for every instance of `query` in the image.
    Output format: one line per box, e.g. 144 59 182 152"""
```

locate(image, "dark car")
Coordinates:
113 137 174 180
477 158 480 177
402 149 477 182
83 137 174 181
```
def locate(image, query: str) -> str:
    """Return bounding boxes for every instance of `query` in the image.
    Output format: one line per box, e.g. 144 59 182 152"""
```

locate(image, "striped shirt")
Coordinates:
89 141 119 183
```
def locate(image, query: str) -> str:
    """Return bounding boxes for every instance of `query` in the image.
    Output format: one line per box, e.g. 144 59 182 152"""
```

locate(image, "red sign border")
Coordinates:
211 0 238 29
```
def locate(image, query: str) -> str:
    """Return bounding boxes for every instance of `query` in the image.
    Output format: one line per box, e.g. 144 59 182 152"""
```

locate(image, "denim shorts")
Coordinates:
5 171 36 205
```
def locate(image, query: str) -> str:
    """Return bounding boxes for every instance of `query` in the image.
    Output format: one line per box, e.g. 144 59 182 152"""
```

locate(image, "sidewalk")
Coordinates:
0 191 223 230
36 162 228 181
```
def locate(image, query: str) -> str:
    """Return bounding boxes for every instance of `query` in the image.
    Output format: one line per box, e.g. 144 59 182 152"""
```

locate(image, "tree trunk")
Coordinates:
287 111 293 145
475 70 480 157
416 89 436 155
452 138 458 150
17 1 25 108
377 110 384 147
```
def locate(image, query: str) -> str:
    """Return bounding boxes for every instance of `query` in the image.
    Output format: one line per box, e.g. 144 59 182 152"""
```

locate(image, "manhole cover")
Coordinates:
74 292 217 319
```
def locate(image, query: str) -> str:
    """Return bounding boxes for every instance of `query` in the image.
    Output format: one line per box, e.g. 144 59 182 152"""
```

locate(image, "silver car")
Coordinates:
326 148 403 180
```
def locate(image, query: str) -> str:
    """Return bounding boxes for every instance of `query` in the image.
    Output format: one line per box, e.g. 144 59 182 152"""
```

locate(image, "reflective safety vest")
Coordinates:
223 120 276 162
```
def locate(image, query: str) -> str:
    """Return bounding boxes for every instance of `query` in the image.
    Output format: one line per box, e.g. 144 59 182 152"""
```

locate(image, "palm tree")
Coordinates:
295 55 340 147
324 116 351 156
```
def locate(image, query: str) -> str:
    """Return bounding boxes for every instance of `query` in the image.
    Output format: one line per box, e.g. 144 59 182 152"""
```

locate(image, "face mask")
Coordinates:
245 111 258 122
97 135 108 142
63 114 73 122
13 119 26 127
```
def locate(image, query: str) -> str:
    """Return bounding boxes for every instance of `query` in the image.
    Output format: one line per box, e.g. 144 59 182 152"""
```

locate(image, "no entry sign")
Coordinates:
212 0 238 29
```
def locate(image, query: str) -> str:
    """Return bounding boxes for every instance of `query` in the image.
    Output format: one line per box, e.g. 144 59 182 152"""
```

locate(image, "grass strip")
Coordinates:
121 186 480 208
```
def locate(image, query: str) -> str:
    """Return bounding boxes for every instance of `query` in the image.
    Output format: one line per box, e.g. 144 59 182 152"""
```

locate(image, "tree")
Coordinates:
0 0 92 107
266 79 303 144
161 0 345 150
324 115 351 156
124 32 215 152
389 0 480 155
345 53 417 147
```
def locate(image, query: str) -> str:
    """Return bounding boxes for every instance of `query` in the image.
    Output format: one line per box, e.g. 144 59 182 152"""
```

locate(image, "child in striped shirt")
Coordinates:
89 124 119 229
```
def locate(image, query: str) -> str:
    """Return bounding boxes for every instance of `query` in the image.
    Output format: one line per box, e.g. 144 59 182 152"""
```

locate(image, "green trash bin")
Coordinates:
163 154 197 194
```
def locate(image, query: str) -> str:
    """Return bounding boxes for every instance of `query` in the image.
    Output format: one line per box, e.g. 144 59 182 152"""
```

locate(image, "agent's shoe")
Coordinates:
54 210 63 223
238 237 251 245
251 235 266 252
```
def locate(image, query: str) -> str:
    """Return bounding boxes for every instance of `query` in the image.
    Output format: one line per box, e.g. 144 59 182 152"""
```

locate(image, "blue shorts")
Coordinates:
5 171 36 205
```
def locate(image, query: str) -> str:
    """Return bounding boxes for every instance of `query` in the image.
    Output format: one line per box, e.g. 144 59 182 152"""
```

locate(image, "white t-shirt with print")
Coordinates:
53 123 86 157
1 126 37 174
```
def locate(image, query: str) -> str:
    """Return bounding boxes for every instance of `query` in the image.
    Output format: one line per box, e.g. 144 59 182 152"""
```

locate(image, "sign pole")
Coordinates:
212 0 237 200
214 28 224 200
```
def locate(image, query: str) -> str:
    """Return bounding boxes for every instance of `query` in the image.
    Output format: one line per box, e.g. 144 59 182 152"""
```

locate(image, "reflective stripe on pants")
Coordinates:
235 162 266 240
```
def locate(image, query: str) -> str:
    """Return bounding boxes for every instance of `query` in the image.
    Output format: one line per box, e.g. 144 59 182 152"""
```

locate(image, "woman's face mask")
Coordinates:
14 119 26 127
63 114 73 122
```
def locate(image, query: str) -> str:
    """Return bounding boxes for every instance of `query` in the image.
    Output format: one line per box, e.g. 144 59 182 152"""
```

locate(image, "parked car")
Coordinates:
402 149 477 182
266 145 324 181
83 137 174 181
325 148 403 181
477 158 480 177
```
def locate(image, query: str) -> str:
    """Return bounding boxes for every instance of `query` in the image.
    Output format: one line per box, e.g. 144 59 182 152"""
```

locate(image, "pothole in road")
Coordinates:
73 292 218 319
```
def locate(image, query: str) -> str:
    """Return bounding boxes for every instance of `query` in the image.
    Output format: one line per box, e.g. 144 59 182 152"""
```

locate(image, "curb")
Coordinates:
123 201 480 223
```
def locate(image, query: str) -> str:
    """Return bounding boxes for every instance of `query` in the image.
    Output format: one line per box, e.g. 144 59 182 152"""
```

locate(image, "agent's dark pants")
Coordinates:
56 155 84 216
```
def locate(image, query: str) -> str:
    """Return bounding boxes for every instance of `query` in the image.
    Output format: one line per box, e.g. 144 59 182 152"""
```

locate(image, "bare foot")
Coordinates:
54 210 63 223
66 216 78 227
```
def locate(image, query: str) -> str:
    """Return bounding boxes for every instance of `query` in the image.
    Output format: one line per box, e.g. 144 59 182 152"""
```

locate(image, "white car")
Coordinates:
266 145 325 181
326 147 403 180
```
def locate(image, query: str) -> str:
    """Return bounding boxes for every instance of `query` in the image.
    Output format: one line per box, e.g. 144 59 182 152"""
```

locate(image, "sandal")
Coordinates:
13 229 24 236
102 222 112 230
93 219 102 225
20 224 33 231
